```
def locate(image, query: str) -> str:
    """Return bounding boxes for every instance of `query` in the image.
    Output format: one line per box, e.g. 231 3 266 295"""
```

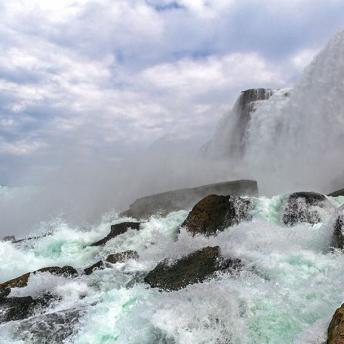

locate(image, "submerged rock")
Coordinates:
0 294 55 323
0 266 78 289
90 222 140 246
182 194 252 236
121 180 258 219
327 303 344 344
84 250 139 275
16 308 82 344
144 246 242 290
282 192 333 226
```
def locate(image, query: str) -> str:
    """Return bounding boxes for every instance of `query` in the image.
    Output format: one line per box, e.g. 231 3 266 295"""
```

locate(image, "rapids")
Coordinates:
1 194 344 344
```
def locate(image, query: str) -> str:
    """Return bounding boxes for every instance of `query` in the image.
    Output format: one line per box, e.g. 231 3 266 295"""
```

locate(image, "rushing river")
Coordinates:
0 194 344 344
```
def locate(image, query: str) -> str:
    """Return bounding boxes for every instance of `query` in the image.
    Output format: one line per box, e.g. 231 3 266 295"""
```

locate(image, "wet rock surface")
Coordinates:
0 294 55 323
144 246 242 290
90 222 141 246
182 194 252 236
282 192 333 226
328 188 344 197
121 180 258 219
84 250 139 275
0 266 78 290
327 303 344 344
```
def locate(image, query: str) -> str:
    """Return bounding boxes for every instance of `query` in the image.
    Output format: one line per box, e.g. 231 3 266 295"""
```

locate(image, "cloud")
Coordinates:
0 0 343 184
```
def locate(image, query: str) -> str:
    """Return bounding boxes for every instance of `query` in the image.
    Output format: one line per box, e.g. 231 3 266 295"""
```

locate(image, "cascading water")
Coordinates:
206 30 344 194
0 193 344 344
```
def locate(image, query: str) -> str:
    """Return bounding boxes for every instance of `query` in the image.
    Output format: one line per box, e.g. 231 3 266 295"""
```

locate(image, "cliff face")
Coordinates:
203 88 276 159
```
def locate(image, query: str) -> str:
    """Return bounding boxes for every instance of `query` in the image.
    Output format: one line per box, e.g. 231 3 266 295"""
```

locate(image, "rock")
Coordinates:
0 294 56 323
327 303 344 344
0 288 10 298
332 214 344 249
2 235 15 242
282 192 333 226
0 296 38 322
84 261 104 275
0 266 78 289
90 222 141 246
84 250 139 275
182 194 253 236
329 188 344 197
121 180 258 219
144 246 242 290
106 250 138 264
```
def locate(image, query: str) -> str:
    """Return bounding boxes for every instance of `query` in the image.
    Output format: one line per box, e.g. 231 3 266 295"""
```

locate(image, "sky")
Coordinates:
0 0 343 185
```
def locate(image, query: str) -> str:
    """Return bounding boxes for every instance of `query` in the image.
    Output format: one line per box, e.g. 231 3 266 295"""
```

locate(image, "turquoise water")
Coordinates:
0 195 344 343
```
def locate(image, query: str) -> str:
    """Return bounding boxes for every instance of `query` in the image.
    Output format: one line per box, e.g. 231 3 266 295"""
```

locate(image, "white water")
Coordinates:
207 30 344 194
1 194 344 343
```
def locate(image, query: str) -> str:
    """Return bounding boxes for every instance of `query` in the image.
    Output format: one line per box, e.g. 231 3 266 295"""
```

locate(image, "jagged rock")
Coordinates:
282 192 333 226
144 246 242 290
121 180 258 219
329 188 344 197
0 266 78 289
90 222 141 246
84 250 139 275
182 194 252 236
327 303 344 344
333 214 344 249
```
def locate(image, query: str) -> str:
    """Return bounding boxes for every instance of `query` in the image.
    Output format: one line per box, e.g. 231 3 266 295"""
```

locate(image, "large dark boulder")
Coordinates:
121 180 258 219
0 266 77 290
282 192 333 226
84 250 139 275
182 194 252 236
144 246 241 290
327 303 344 344
90 222 140 246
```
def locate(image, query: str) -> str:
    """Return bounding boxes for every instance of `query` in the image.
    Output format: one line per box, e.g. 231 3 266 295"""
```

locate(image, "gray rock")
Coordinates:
282 192 334 226
121 180 258 219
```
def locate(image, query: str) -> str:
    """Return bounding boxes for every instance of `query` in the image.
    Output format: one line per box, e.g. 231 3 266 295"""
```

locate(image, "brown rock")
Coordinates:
182 194 252 236
0 266 77 289
327 303 344 344
144 246 242 290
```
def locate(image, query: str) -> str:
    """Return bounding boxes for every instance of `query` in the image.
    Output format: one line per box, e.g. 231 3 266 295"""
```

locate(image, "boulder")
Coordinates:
327 303 344 344
182 194 252 236
84 250 139 275
90 222 140 246
0 293 54 323
0 266 78 289
328 188 344 197
282 192 333 226
121 180 258 219
144 246 242 290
